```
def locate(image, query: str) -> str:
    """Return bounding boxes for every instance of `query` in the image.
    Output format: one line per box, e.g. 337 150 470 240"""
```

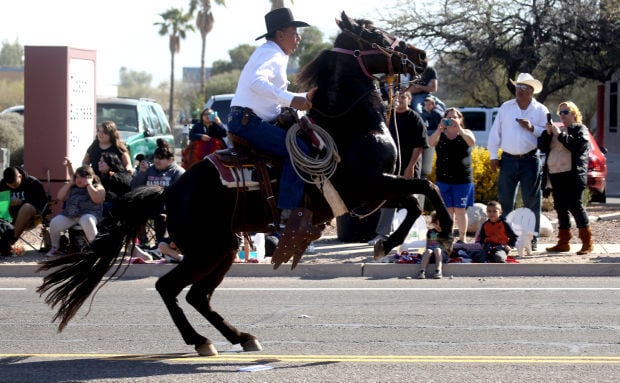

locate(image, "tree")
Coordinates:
117 67 154 98
155 7 195 126
295 26 331 69
189 0 227 102
0 39 23 67
388 0 620 105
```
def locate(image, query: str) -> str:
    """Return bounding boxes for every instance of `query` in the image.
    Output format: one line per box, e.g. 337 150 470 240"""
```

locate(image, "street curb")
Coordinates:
1 262 618 279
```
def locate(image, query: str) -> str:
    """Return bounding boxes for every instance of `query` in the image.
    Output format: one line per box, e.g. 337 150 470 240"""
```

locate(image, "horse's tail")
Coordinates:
36 186 166 332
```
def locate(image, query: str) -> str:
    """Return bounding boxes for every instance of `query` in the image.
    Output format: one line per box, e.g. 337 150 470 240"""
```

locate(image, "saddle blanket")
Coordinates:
207 154 273 190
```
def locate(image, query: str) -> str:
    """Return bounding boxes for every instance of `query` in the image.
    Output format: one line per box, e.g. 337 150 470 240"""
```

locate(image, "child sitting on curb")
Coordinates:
417 211 449 279
475 201 518 263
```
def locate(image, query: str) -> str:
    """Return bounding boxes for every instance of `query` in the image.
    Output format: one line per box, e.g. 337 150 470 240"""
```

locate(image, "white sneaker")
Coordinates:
45 247 63 257
417 270 426 279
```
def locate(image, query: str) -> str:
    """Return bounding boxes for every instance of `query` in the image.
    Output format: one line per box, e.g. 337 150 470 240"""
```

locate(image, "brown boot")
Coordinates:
576 226 593 255
546 228 571 252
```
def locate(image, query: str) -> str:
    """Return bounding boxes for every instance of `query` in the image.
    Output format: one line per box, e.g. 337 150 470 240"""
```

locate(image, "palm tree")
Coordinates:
155 8 195 126
189 0 227 102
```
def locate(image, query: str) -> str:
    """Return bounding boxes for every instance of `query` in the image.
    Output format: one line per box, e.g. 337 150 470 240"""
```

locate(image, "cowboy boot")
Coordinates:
545 228 572 252
576 226 594 255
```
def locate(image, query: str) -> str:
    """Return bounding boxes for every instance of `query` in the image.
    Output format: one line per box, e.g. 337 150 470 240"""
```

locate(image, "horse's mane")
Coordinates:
296 49 332 90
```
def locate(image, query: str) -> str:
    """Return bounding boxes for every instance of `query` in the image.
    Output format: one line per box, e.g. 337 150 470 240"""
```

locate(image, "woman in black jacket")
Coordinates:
538 101 592 254
97 152 132 217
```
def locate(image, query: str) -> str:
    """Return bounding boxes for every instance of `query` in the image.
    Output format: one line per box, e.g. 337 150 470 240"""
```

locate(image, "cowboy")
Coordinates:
487 73 550 251
228 8 312 227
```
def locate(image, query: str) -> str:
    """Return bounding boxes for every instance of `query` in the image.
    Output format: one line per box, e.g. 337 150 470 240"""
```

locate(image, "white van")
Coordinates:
459 107 499 148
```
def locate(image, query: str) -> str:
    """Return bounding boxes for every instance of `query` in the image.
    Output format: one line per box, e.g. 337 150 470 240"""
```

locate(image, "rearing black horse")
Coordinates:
37 12 453 357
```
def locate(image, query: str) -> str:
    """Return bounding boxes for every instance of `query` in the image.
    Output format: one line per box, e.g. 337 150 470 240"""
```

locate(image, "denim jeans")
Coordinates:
228 109 308 210
497 154 542 234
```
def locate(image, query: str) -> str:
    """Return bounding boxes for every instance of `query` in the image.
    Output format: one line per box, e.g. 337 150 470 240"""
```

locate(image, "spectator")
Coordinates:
487 73 549 251
475 201 518 263
0 166 48 242
96 152 132 217
181 118 190 150
82 121 133 177
368 91 427 245
417 211 448 279
132 237 183 263
131 139 185 241
538 101 593 255
47 165 105 256
183 108 228 168
420 96 443 178
406 66 444 115
428 107 476 242
228 7 311 226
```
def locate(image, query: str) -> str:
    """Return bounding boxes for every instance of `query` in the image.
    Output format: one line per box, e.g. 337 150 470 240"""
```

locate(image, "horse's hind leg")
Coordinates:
186 256 262 353
155 264 218 356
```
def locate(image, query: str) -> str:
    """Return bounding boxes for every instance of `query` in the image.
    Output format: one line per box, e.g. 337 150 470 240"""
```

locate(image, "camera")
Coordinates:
444 118 452 126
208 111 218 121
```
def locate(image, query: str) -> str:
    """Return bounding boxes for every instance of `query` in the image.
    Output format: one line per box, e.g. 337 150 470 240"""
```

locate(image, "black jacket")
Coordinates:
538 123 590 190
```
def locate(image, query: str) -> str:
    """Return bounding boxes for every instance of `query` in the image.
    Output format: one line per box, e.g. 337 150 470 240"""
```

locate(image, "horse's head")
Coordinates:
334 11 427 79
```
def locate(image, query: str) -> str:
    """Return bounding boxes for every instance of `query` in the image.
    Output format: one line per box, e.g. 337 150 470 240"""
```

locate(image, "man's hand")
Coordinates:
490 159 500 172
516 118 533 132
290 96 312 111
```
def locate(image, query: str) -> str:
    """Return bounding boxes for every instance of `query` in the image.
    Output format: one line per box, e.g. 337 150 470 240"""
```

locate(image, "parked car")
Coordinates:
459 106 498 148
586 134 607 202
204 93 234 128
96 97 174 162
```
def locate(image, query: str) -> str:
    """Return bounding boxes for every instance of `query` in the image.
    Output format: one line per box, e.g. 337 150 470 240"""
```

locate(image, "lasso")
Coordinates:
285 118 340 184
285 118 348 216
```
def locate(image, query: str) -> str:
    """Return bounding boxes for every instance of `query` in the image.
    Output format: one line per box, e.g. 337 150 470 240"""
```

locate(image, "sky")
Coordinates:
0 0 397 87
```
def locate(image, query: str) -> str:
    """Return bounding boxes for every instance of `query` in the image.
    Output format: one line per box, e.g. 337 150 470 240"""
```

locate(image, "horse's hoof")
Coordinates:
373 239 385 260
242 338 263 352
195 342 218 357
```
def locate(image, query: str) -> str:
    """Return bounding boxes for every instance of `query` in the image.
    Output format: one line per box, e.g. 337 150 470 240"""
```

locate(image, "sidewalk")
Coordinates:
2 234 619 278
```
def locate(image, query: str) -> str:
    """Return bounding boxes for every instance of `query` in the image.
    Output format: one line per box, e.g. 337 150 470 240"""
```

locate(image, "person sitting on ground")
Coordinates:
0 166 48 243
417 211 449 279
474 201 518 263
47 165 106 256
132 237 183 263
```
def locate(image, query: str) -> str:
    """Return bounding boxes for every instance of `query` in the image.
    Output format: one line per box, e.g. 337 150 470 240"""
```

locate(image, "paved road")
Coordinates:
1 277 618 382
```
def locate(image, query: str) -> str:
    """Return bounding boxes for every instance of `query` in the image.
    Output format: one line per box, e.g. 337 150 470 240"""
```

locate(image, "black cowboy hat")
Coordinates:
255 8 310 40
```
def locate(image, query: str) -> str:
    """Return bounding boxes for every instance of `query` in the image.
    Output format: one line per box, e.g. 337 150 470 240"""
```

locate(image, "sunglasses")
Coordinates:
559 110 571 115
515 84 532 91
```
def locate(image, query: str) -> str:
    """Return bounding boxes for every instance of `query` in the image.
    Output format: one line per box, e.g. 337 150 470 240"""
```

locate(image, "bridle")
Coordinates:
331 28 424 81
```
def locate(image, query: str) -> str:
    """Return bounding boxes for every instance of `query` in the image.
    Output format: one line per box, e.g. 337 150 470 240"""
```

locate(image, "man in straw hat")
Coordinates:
228 7 311 227
487 73 550 251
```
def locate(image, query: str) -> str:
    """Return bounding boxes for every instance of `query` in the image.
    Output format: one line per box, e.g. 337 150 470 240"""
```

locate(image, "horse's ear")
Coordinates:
338 11 353 32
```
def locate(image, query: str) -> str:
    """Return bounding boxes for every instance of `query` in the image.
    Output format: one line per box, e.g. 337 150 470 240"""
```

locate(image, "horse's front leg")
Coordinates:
185 252 262 354
375 177 454 257
374 195 420 259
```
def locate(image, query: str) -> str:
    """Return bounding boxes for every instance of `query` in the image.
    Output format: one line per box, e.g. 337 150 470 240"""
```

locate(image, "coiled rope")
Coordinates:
285 119 340 184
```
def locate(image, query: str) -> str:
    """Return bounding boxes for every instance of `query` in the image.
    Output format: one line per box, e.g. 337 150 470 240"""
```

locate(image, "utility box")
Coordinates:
24 46 96 205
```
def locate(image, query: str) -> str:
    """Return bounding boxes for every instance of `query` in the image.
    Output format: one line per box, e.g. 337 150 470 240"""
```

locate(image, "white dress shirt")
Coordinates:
487 98 549 160
231 41 304 121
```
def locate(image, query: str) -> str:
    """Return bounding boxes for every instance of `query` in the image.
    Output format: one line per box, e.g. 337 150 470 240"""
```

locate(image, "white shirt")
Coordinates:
487 98 549 160
231 41 303 121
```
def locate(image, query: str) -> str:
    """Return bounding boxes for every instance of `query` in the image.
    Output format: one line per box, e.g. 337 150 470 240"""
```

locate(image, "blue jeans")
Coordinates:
497 154 542 234
228 109 308 210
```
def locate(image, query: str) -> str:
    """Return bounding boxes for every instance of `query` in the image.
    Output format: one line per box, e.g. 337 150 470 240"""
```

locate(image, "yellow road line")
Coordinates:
1 354 619 364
